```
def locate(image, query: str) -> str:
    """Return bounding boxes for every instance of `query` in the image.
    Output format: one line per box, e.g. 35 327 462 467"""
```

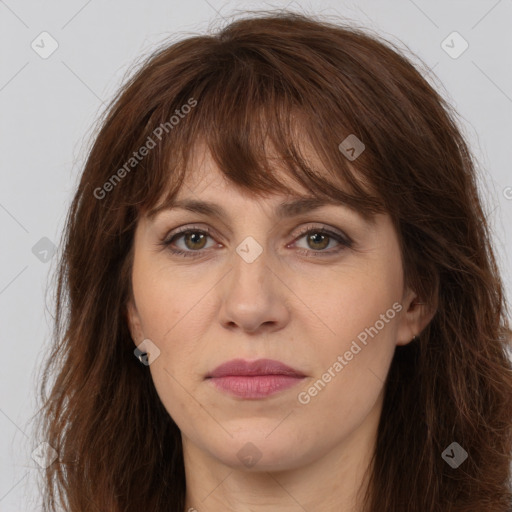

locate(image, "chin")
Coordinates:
205 431 313 472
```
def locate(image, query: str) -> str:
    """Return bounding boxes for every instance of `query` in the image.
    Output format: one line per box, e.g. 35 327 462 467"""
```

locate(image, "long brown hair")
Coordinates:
35 10 512 511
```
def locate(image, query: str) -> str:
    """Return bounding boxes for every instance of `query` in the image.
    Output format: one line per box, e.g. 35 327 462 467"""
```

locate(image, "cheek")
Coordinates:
150 364 209 445
293 319 395 451
131 258 211 342
292 257 402 347
290 259 401 409
131 261 214 396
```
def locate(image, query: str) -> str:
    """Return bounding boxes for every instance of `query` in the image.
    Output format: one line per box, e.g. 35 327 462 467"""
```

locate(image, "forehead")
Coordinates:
147 155 383 235
150 158 330 226
145 134 386 226
177 140 316 198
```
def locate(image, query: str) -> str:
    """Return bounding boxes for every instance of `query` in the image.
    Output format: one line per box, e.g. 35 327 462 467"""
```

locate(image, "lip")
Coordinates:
206 358 306 399
207 358 306 378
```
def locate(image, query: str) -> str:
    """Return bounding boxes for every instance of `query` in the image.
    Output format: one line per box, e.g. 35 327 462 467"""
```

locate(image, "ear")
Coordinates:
395 287 436 346
126 299 145 347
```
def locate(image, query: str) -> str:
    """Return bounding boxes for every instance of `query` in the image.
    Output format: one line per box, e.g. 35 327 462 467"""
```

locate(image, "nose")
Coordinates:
217 243 291 335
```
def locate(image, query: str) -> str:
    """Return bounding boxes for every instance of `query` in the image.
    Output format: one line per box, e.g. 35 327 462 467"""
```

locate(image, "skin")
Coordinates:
127 142 434 512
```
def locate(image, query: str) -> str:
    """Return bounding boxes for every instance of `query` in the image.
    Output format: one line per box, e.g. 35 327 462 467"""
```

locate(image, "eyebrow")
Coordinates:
147 196 375 224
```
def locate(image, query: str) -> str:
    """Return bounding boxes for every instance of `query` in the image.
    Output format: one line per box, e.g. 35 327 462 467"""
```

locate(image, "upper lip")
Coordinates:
206 358 306 378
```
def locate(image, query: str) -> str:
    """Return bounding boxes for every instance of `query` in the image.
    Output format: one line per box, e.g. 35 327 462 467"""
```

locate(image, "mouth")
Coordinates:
205 358 306 399
206 358 306 378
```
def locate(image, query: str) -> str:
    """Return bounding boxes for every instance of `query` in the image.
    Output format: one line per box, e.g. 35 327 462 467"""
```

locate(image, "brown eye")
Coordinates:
161 227 217 258
182 231 208 250
292 226 352 256
305 232 330 251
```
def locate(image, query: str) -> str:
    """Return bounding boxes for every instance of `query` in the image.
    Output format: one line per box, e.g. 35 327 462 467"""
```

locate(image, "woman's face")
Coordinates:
127 144 427 473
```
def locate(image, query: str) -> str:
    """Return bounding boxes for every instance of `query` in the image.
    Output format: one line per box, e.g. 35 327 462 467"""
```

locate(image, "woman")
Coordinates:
36 10 512 512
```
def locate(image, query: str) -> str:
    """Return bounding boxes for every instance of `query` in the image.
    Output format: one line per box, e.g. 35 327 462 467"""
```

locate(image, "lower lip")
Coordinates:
207 375 305 399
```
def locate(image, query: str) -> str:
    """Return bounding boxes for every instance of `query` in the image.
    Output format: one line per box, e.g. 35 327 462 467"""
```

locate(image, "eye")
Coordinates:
289 225 353 257
160 224 352 258
160 225 218 258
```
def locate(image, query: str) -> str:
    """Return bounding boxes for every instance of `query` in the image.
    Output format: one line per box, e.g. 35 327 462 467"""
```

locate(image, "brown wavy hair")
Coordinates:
35 10 512 512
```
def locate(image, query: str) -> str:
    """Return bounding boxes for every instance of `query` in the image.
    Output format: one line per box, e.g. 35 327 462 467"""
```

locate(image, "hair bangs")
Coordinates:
139 55 387 224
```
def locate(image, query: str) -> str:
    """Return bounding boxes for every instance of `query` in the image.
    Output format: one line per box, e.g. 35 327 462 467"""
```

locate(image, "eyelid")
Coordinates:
290 223 352 245
161 224 218 245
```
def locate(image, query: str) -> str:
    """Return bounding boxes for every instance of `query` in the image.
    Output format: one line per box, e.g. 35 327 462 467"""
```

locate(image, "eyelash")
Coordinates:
159 224 353 259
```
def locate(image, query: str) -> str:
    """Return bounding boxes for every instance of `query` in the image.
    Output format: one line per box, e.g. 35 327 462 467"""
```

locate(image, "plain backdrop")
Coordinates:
1 1 511 510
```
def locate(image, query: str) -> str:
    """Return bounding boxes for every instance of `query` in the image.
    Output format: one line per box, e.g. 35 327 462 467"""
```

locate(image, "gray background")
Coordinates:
1 0 511 509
